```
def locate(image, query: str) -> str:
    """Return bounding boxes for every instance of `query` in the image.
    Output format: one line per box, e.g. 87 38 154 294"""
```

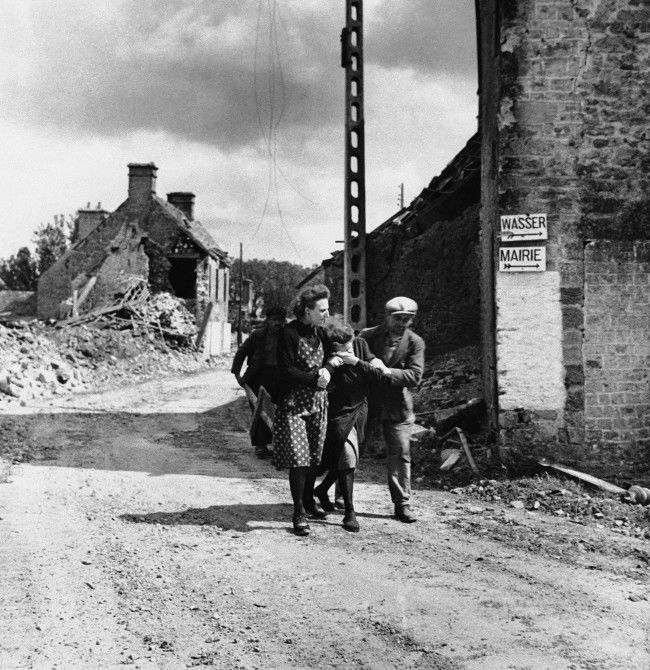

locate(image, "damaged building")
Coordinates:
313 0 649 479
37 163 232 349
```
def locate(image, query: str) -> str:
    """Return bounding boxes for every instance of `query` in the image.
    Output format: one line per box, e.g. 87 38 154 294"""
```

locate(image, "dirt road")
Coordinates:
1 370 648 669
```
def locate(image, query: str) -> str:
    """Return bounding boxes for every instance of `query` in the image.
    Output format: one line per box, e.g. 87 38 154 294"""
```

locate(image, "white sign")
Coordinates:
499 246 546 272
500 213 548 241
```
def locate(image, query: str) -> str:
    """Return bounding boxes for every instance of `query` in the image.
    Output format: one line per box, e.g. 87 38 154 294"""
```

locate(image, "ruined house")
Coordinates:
315 0 649 478
37 164 232 340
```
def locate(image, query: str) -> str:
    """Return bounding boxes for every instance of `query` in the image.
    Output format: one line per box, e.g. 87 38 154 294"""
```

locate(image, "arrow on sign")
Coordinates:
503 263 540 269
502 231 545 238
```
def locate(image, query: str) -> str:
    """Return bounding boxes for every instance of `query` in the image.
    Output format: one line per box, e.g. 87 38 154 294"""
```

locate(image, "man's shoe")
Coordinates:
292 514 310 536
334 496 345 510
342 510 360 532
313 487 335 512
395 505 417 523
304 501 328 520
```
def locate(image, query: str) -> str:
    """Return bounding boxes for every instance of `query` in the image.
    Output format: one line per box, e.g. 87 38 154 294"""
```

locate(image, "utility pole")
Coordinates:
398 182 404 209
341 0 366 330
237 242 243 346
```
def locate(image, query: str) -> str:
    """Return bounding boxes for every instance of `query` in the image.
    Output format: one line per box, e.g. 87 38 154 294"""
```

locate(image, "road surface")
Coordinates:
1 370 648 669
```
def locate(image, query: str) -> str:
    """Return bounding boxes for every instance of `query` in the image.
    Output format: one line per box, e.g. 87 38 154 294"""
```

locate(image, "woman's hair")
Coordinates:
292 283 330 318
265 305 287 320
324 317 354 345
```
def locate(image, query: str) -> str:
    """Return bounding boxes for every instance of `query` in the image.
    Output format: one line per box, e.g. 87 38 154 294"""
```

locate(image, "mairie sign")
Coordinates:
499 246 546 272
500 213 548 240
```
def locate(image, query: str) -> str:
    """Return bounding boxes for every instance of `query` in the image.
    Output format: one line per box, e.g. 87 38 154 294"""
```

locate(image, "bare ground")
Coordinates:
0 370 648 669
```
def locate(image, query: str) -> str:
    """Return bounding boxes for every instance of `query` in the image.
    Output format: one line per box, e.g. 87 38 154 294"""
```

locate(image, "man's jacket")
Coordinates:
359 324 425 423
230 326 273 386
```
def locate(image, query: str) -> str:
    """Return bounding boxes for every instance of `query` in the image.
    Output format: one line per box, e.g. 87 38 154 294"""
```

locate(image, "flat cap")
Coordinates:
385 296 418 315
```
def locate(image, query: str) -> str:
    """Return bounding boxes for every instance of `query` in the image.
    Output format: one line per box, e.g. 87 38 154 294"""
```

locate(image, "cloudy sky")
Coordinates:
0 0 477 266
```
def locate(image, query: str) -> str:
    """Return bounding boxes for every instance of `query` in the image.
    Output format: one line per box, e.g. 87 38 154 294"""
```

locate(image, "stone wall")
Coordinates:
324 202 481 354
37 205 132 319
324 134 481 354
494 0 649 466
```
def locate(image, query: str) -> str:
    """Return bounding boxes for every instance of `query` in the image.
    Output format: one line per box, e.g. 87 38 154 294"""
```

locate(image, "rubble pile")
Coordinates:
0 294 223 408
413 345 483 426
444 477 650 538
144 293 197 340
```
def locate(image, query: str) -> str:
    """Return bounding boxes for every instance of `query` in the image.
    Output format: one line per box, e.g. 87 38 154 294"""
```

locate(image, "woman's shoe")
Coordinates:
304 501 328 520
292 514 310 536
313 487 335 512
342 510 360 532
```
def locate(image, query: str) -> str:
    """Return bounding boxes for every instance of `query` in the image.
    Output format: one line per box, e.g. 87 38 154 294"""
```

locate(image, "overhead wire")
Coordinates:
249 0 308 259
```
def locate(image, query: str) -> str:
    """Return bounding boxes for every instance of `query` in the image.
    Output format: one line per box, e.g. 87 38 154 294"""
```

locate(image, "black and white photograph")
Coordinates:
0 1 648 668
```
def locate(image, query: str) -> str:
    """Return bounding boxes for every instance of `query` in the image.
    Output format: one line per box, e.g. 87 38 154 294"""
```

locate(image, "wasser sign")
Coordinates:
499 246 546 272
500 213 548 240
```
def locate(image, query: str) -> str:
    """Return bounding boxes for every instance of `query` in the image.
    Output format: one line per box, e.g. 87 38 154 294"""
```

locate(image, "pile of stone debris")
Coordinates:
413 345 483 428
0 291 217 408
447 477 650 539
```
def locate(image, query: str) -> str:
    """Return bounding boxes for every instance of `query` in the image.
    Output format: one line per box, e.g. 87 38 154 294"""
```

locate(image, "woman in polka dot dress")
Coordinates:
273 284 332 536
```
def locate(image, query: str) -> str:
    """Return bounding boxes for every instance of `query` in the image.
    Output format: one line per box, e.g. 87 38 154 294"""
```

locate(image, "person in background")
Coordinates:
360 297 425 523
272 285 332 536
313 320 390 532
231 306 286 458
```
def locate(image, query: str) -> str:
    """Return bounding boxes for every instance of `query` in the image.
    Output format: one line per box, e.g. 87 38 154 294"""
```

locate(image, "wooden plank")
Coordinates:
538 460 626 495
456 427 480 475
249 385 275 438
76 276 97 308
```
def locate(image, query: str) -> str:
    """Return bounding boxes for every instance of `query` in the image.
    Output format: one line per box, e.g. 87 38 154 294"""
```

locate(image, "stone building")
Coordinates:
37 164 232 339
314 0 649 478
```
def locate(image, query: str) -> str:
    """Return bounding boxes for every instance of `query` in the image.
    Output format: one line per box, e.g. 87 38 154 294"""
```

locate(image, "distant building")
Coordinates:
37 164 232 343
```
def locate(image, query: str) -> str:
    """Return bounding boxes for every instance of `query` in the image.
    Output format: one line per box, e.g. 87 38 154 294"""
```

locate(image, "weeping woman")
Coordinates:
313 320 390 532
273 284 332 536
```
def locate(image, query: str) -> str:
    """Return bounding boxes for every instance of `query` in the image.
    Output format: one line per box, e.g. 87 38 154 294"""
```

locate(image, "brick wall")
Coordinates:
583 240 650 479
494 0 649 468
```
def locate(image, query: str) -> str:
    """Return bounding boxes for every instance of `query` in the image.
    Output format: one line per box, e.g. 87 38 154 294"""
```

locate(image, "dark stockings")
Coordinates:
315 469 338 496
289 466 318 517
338 468 355 512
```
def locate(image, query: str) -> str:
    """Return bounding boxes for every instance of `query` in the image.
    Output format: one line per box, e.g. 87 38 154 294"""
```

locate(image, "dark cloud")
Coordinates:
367 0 477 78
2 1 476 150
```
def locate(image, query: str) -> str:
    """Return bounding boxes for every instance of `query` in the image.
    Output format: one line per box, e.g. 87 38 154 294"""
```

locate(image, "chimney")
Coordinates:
167 192 195 220
127 163 157 205
74 205 109 242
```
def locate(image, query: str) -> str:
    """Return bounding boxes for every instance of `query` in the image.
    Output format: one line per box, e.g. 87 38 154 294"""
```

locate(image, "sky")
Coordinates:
0 0 478 267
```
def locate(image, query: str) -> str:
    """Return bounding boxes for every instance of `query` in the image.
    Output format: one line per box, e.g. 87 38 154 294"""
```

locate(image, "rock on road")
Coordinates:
0 369 648 669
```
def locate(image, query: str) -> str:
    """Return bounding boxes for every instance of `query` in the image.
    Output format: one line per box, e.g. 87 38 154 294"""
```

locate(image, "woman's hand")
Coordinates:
316 368 331 388
326 355 344 368
338 352 359 366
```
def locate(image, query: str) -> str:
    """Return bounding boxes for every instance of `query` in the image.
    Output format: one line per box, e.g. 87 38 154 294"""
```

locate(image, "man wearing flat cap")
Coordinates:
360 296 425 522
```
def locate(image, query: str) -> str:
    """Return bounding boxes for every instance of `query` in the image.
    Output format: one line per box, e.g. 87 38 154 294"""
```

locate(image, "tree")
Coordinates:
33 213 73 275
0 247 38 290
231 258 318 313
0 214 73 291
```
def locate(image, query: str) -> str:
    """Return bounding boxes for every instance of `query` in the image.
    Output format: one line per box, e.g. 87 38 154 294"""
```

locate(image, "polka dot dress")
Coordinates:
273 337 328 469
